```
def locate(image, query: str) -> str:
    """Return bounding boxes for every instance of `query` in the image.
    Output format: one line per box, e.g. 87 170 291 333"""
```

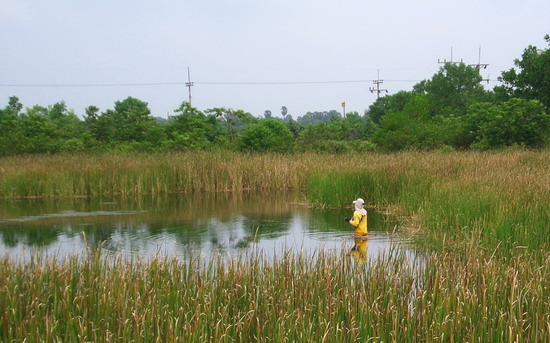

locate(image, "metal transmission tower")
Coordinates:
369 70 388 99
185 67 194 106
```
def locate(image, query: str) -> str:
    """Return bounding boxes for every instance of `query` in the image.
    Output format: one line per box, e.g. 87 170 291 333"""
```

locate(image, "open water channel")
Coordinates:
0 192 413 262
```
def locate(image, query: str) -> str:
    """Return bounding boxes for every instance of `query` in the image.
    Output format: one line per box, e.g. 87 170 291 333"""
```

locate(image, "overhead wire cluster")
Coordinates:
0 56 499 111
0 48 498 89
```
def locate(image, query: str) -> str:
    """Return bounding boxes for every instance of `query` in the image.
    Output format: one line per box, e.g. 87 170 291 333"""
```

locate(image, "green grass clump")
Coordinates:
0 248 548 342
306 170 432 207
304 151 550 255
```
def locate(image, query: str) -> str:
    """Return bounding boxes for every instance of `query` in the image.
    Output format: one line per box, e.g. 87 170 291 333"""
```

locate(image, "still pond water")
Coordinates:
0 192 413 262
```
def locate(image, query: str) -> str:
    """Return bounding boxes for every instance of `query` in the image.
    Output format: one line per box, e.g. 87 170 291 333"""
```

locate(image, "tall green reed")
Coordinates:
304 151 550 254
0 248 548 342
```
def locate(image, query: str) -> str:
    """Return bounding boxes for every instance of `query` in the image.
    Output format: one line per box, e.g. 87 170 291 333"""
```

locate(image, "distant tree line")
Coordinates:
1 35 549 155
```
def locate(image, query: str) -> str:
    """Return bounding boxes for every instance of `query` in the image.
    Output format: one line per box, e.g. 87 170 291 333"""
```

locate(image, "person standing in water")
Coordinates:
345 198 368 236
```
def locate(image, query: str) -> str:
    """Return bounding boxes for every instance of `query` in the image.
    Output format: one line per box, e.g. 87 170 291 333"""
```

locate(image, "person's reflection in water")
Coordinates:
350 238 368 265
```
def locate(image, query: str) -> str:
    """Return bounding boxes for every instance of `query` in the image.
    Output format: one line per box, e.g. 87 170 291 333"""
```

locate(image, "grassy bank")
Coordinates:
306 151 550 254
1 248 548 342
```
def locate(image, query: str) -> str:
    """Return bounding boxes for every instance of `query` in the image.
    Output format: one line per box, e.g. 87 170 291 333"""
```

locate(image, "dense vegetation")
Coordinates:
1 151 549 341
1 150 549 341
1 247 548 342
1 36 549 155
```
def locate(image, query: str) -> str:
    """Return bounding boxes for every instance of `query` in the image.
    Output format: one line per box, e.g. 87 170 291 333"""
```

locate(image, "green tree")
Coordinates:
83 105 104 145
238 119 294 153
6 96 23 117
413 63 487 116
366 90 415 124
96 97 165 150
285 117 303 138
0 97 24 155
298 122 344 144
371 94 461 151
45 102 88 151
48 101 69 120
165 102 226 150
466 99 550 149
371 112 415 151
297 110 341 125
295 112 373 153
496 34 550 109
112 97 155 142
18 106 59 153
371 112 456 151
206 107 257 145
88 108 117 144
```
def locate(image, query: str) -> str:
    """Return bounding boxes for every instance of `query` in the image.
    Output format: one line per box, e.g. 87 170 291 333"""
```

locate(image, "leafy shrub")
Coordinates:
238 119 294 153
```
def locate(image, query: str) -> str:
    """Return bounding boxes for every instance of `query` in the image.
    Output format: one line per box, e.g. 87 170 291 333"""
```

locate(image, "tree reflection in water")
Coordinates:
0 192 401 261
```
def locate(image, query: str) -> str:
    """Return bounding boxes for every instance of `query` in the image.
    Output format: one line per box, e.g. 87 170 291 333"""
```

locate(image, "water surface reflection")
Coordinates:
0 193 411 261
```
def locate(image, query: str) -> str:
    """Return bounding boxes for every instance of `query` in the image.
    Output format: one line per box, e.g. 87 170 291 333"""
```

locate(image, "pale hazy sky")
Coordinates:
1 0 549 118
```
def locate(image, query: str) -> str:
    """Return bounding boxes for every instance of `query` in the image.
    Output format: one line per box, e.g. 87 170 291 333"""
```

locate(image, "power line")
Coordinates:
0 79 431 88
197 79 431 85
0 76 503 88
196 80 375 85
0 82 187 87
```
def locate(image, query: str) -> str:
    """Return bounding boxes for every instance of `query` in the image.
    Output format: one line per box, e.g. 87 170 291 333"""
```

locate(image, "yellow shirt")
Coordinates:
349 210 368 236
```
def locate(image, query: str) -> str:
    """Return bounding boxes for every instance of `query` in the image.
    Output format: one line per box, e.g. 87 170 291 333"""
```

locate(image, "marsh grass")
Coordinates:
0 152 309 197
0 248 548 342
305 151 550 254
1 150 548 253
1 150 549 341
